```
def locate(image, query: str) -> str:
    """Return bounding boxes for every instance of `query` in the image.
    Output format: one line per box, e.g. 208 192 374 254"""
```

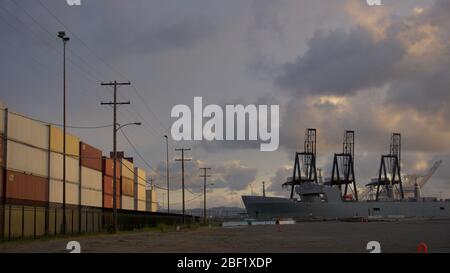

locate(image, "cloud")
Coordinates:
151 159 258 192
267 165 292 197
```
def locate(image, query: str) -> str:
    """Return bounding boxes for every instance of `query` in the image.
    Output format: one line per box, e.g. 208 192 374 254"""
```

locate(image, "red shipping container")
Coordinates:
102 158 121 178
80 142 102 171
6 170 48 203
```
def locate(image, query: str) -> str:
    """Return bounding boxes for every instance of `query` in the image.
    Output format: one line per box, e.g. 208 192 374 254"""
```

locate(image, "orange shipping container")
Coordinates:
6 170 48 203
102 158 120 178
121 177 134 197
103 175 120 195
103 193 121 209
80 142 102 172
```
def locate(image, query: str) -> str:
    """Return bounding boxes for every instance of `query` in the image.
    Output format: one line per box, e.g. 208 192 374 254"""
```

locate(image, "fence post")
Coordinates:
34 207 36 239
8 205 11 241
71 208 74 236
54 207 57 236
21 206 24 238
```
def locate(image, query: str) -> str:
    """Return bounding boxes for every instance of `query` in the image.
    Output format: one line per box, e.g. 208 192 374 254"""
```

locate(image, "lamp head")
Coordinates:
58 31 66 38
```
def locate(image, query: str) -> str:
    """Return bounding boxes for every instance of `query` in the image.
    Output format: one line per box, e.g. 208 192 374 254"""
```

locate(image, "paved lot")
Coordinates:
0 220 449 253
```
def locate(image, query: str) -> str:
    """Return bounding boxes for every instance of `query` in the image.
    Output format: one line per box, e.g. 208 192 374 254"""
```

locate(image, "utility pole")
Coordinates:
199 167 211 224
101 81 131 233
58 31 69 235
175 148 191 225
164 135 170 213
262 181 266 197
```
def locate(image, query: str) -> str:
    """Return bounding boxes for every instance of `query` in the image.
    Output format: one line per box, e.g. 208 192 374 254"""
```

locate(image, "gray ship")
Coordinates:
242 130 450 221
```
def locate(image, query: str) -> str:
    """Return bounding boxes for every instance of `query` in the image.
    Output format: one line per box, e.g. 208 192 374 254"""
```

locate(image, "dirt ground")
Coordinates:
0 220 449 253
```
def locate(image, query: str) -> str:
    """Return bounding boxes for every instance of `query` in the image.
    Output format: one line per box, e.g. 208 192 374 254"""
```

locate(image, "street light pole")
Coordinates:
164 135 170 213
58 31 69 235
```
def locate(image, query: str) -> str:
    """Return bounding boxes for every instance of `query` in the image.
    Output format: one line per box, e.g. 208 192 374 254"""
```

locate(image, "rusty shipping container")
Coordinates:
80 142 102 172
103 175 120 209
103 175 120 195
102 157 120 178
5 170 48 205
103 193 121 209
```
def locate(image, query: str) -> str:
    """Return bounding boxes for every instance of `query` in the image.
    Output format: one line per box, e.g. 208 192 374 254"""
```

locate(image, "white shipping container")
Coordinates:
81 167 102 191
8 112 49 149
80 188 102 208
121 196 134 210
7 140 48 177
49 179 80 205
50 152 79 183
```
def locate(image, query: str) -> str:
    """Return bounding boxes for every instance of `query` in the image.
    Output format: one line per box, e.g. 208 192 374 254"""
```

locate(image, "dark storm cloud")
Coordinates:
275 27 404 96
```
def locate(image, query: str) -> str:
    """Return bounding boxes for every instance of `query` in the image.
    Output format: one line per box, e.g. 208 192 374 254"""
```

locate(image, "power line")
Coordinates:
36 0 173 143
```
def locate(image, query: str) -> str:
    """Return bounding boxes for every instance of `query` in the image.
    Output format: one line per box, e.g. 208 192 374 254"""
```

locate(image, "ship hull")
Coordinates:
242 196 450 220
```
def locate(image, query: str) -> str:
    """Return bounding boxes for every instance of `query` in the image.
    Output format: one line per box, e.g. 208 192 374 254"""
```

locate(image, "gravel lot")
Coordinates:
0 220 449 253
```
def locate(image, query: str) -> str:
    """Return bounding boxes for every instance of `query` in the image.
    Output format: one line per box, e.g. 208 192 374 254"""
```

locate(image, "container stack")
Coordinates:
134 167 146 211
121 159 134 210
102 157 121 209
48 126 80 234
3 112 48 237
49 126 80 206
80 142 103 208
146 188 158 212
6 113 49 206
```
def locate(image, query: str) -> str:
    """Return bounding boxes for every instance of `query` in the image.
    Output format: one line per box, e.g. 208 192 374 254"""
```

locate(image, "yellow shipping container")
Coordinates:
50 126 80 157
121 159 134 179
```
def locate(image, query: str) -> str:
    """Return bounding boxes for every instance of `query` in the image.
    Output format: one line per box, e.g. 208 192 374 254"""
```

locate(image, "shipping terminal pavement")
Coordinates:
0 220 449 253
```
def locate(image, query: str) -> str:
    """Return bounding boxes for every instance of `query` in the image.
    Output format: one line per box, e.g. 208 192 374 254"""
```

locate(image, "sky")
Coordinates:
1 0 449 209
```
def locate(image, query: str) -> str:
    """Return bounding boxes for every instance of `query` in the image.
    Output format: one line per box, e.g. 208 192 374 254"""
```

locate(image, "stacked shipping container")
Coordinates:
6 113 49 205
102 158 121 209
134 167 146 211
121 159 134 210
80 142 103 208
49 126 80 206
0 103 157 238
